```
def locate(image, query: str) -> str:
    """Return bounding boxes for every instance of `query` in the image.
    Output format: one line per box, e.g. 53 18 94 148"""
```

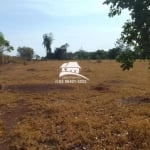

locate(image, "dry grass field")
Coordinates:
0 60 150 150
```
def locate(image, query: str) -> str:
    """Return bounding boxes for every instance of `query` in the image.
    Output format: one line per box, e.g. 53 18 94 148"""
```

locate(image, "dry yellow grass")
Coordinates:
0 60 150 150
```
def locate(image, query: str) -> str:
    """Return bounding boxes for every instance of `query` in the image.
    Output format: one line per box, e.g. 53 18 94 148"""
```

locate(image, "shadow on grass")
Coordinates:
122 96 150 105
4 83 74 93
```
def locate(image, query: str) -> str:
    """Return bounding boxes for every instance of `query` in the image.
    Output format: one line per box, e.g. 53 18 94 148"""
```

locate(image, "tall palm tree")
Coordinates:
42 33 53 58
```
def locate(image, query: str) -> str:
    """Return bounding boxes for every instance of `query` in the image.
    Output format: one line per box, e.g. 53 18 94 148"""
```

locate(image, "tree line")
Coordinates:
0 31 149 68
0 0 149 70
0 32 39 63
42 0 150 70
42 33 147 64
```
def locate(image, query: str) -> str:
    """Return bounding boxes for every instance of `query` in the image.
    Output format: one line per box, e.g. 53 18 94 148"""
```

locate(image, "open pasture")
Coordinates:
0 60 150 150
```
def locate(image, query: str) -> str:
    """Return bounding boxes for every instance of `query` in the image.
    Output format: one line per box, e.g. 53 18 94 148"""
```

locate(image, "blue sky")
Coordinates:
0 0 129 56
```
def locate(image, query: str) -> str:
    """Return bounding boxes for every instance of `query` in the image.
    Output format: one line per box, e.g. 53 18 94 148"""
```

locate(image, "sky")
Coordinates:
0 0 130 56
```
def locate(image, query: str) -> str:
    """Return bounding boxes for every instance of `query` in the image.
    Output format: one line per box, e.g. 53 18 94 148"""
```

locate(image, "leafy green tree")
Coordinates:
108 48 121 59
0 32 13 54
60 43 69 49
103 0 150 70
96 50 108 59
89 50 108 60
74 49 89 60
42 33 53 58
54 43 69 60
88 52 97 59
66 52 74 60
117 50 136 71
17 47 34 60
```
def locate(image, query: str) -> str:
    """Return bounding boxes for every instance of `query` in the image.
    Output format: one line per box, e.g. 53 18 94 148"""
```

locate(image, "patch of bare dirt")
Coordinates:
0 84 3 90
26 68 37 72
4 83 74 93
0 100 30 150
91 84 109 92
122 96 150 105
